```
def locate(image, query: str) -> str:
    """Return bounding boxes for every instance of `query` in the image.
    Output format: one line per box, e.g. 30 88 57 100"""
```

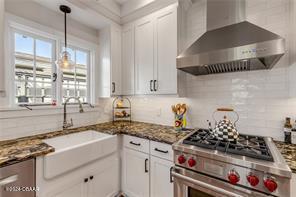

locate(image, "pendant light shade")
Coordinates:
56 5 75 70
56 51 75 70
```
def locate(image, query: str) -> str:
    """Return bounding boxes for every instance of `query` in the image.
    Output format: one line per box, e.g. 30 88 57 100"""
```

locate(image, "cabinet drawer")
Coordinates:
150 141 173 161
123 135 150 154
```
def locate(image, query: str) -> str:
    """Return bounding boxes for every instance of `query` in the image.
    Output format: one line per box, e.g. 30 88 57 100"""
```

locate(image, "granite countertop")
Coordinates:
2 122 296 174
274 141 296 173
0 121 190 167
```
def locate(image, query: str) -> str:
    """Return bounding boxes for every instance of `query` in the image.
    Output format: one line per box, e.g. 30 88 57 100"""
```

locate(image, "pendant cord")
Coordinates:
64 11 67 49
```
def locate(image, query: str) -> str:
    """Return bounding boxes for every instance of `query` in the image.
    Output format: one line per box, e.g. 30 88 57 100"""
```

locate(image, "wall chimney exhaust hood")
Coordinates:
177 0 285 75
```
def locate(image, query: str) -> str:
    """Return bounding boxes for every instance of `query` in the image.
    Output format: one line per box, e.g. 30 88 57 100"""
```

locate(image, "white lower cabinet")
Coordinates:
52 178 86 197
122 148 150 197
122 136 174 197
150 156 174 197
88 162 119 197
292 173 296 196
36 153 120 197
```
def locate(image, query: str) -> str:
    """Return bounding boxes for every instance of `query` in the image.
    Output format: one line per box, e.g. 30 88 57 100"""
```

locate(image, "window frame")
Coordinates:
6 15 97 108
59 44 91 104
12 28 57 105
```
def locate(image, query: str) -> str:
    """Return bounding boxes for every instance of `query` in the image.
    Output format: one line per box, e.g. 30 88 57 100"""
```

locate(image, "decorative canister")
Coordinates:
172 104 187 131
213 108 239 142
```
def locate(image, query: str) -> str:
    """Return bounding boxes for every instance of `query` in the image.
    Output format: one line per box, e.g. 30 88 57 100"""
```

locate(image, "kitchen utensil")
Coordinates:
212 108 239 142
176 104 181 115
172 103 188 131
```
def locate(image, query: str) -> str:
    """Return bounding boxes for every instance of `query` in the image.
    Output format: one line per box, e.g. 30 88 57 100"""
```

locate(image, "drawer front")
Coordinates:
123 135 150 154
150 141 173 161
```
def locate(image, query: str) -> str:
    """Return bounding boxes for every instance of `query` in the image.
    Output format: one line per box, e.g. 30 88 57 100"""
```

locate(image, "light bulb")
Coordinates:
56 51 75 70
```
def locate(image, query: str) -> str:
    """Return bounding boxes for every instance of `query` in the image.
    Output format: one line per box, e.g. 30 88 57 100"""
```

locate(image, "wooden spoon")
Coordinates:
180 104 187 115
171 105 176 113
176 104 181 115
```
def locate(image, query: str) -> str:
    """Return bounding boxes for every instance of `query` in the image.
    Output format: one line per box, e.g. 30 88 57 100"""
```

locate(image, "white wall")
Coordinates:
4 0 99 44
128 0 296 141
0 98 112 140
0 1 111 141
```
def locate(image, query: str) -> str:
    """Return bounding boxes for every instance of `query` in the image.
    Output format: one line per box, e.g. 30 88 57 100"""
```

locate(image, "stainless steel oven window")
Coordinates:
188 187 214 197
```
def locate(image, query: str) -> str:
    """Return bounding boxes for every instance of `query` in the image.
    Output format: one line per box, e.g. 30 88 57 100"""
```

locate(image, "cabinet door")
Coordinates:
292 173 296 196
0 0 4 93
88 158 119 197
50 178 86 197
122 148 149 197
135 16 154 95
150 156 174 197
121 24 135 95
154 7 177 94
111 26 122 96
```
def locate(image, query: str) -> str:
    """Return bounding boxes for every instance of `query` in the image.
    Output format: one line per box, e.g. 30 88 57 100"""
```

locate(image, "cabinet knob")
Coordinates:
90 176 94 180
84 178 88 183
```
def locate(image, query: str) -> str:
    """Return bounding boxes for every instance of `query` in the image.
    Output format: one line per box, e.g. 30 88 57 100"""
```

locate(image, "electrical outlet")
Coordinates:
156 108 161 117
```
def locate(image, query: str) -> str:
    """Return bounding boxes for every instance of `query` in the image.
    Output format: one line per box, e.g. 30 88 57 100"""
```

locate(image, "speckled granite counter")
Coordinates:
274 141 296 173
0 121 190 167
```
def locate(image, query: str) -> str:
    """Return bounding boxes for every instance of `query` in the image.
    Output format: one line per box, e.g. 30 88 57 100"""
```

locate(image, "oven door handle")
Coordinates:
171 170 243 197
0 175 18 186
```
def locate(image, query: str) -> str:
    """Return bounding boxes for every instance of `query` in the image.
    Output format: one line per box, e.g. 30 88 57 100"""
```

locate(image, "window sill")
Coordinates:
0 104 97 112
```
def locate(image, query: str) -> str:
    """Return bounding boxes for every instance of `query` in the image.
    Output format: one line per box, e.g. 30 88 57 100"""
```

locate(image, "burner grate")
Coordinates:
183 129 274 161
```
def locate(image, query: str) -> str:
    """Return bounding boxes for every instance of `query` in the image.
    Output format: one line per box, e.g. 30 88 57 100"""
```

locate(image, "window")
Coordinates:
61 46 89 103
14 31 56 104
10 24 94 107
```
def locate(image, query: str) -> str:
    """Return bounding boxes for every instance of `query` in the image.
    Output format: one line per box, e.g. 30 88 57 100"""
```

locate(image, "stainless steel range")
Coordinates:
171 129 292 197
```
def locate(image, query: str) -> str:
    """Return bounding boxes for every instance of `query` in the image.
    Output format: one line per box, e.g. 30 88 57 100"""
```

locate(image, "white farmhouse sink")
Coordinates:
43 130 117 179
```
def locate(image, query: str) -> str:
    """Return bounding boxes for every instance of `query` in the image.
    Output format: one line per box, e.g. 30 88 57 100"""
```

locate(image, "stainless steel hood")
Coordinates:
177 0 285 75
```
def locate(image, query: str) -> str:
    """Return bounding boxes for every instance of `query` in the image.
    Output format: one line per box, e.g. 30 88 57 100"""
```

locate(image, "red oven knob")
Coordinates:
264 177 277 192
178 155 186 164
247 174 259 186
228 170 240 185
187 158 196 167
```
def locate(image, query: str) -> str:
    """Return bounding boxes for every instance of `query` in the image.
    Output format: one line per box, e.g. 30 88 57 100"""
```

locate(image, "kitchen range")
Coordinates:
172 129 291 197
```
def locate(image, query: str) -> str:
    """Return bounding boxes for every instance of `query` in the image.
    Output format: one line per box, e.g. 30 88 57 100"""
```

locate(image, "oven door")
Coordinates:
171 166 268 197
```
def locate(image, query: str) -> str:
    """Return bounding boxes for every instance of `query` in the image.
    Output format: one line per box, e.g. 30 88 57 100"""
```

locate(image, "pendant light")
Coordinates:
56 5 75 70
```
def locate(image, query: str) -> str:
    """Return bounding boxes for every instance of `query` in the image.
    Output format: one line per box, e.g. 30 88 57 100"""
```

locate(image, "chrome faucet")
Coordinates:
63 97 84 129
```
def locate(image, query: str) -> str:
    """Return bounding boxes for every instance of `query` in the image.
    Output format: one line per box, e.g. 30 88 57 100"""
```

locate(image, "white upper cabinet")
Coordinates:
98 25 122 97
111 26 122 96
154 7 178 94
0 0 4 93
135 16 155 95
133 4 178 95
99 4 178 97
121 23 135 95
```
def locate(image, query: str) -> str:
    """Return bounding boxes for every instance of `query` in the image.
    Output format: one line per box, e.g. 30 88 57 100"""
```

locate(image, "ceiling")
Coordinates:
35 0 173 29
114 0 129 5
34 0 120 29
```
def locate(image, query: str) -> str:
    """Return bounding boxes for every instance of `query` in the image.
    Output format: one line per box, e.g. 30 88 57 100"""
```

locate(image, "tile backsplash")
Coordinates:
0 99 112 140
129 0 296 141
129 67 296 141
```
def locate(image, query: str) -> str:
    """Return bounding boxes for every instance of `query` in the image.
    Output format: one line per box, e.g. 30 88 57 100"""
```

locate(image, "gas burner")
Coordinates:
183 129 274 161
